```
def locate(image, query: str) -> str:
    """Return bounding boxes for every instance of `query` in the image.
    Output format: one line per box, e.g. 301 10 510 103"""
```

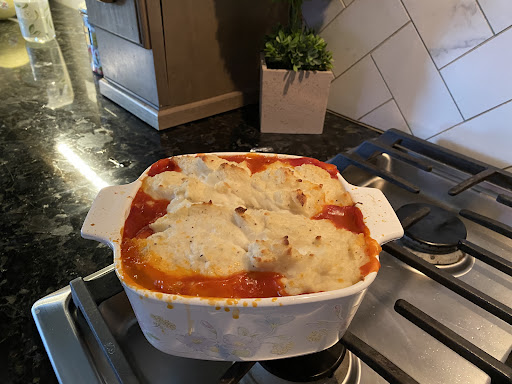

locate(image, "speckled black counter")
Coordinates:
0 3 378 383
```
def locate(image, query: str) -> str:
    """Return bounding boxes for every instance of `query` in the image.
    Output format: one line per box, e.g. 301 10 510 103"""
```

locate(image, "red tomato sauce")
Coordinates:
122 190 170 239
122 243 286 298
120 154 380 298
147 157 181 177
219 154 339 179
312 205 366 234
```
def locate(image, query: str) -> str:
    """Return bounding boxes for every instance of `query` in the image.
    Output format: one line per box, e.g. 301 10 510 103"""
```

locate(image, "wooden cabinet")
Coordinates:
85 0 287 130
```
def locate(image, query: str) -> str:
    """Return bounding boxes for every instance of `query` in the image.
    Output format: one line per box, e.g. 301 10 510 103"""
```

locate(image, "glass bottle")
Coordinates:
26 40 74 109
13 0 55 43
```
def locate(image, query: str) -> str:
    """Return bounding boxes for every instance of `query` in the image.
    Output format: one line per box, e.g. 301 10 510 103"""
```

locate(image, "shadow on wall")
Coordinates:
299 1 372 124
325 32 368 123
302 0 336 31
213 0 288 105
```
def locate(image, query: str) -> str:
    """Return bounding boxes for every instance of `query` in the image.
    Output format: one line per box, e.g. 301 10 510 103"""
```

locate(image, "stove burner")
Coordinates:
259 342 346 382
394 203 474 275
396 203 467 255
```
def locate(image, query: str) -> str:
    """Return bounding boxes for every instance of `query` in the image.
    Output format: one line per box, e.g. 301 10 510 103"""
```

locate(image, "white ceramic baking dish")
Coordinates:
81 153 403 361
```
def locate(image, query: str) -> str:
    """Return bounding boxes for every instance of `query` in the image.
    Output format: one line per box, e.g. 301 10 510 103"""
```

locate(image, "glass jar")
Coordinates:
13 0 55 43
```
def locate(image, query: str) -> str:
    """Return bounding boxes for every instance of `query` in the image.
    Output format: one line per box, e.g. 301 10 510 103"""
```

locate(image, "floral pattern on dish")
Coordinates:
306 304 357 343
149 313 297 358
151 314 176 333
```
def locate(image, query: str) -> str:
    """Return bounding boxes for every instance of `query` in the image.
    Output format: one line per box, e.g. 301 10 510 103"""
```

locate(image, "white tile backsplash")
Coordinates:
320 0 409 76
440 27 512 119
402 0 492 68
327 56 391 120
478 0 512 33
302 0 345 32
360 99 411 133
429 100 512 168
300 0 512 167
372 23 463 139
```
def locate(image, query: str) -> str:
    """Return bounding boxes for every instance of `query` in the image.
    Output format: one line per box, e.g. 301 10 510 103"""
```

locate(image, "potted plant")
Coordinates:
260 0 334 134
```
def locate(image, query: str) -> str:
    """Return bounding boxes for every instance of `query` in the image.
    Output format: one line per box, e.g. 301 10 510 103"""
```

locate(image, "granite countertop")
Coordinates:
0 3 378 383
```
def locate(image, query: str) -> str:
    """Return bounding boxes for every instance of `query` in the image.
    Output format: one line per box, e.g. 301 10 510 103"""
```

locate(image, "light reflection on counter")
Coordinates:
56 142 109 191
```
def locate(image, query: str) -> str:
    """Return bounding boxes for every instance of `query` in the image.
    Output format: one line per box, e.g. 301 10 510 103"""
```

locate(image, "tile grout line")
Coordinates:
357 98 393 121
438 22 512 71
398 0 465 121
318 2 346 34
303 14 310 29
369 54 413 135
475 0 496 35
331 21 412 81
318 0 358 34
426 97 512 141
327 109 385 134
438 70 465 120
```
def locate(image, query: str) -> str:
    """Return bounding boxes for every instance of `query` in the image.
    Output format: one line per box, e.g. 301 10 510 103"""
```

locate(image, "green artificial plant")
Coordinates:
264 0 333 72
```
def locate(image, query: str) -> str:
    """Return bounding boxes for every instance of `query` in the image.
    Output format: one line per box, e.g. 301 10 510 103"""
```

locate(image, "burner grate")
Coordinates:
497 194 512 208
459 209 512 239
327 130 512 383
395 300 512 384
218 362 256 384
378 129 512 204
330 152 420 194
380 201 512 383
383 241 512 325
458 240 512 277
340 332 419 384
70 276 137 384
331 129 512 207
354 140 432 172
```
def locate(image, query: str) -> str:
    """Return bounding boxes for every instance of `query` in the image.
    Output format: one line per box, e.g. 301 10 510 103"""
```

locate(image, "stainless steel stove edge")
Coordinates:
31 265 116 384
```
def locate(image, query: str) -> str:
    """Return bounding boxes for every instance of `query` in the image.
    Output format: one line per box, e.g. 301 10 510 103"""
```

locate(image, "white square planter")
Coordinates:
260 55 334 134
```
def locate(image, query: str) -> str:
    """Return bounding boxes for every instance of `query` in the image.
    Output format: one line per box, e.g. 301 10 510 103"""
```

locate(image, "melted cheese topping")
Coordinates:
126 155 376 295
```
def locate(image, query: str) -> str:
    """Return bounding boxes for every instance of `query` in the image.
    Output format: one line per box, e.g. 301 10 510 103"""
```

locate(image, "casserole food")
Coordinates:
82 153 403 361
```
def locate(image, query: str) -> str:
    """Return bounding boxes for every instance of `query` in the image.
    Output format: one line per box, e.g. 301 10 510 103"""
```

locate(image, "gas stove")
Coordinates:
32 129 512 384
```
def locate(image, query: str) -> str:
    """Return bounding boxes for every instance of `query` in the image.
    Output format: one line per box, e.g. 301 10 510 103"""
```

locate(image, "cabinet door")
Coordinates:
85 0 150 48
96 28 158 106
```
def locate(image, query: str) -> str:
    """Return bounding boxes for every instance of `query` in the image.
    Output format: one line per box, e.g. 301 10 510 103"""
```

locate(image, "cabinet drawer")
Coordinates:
84 0 150 47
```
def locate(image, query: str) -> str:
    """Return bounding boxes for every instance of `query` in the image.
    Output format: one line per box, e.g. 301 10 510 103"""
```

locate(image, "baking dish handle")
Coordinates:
347 184 404 245
81 182 140 246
